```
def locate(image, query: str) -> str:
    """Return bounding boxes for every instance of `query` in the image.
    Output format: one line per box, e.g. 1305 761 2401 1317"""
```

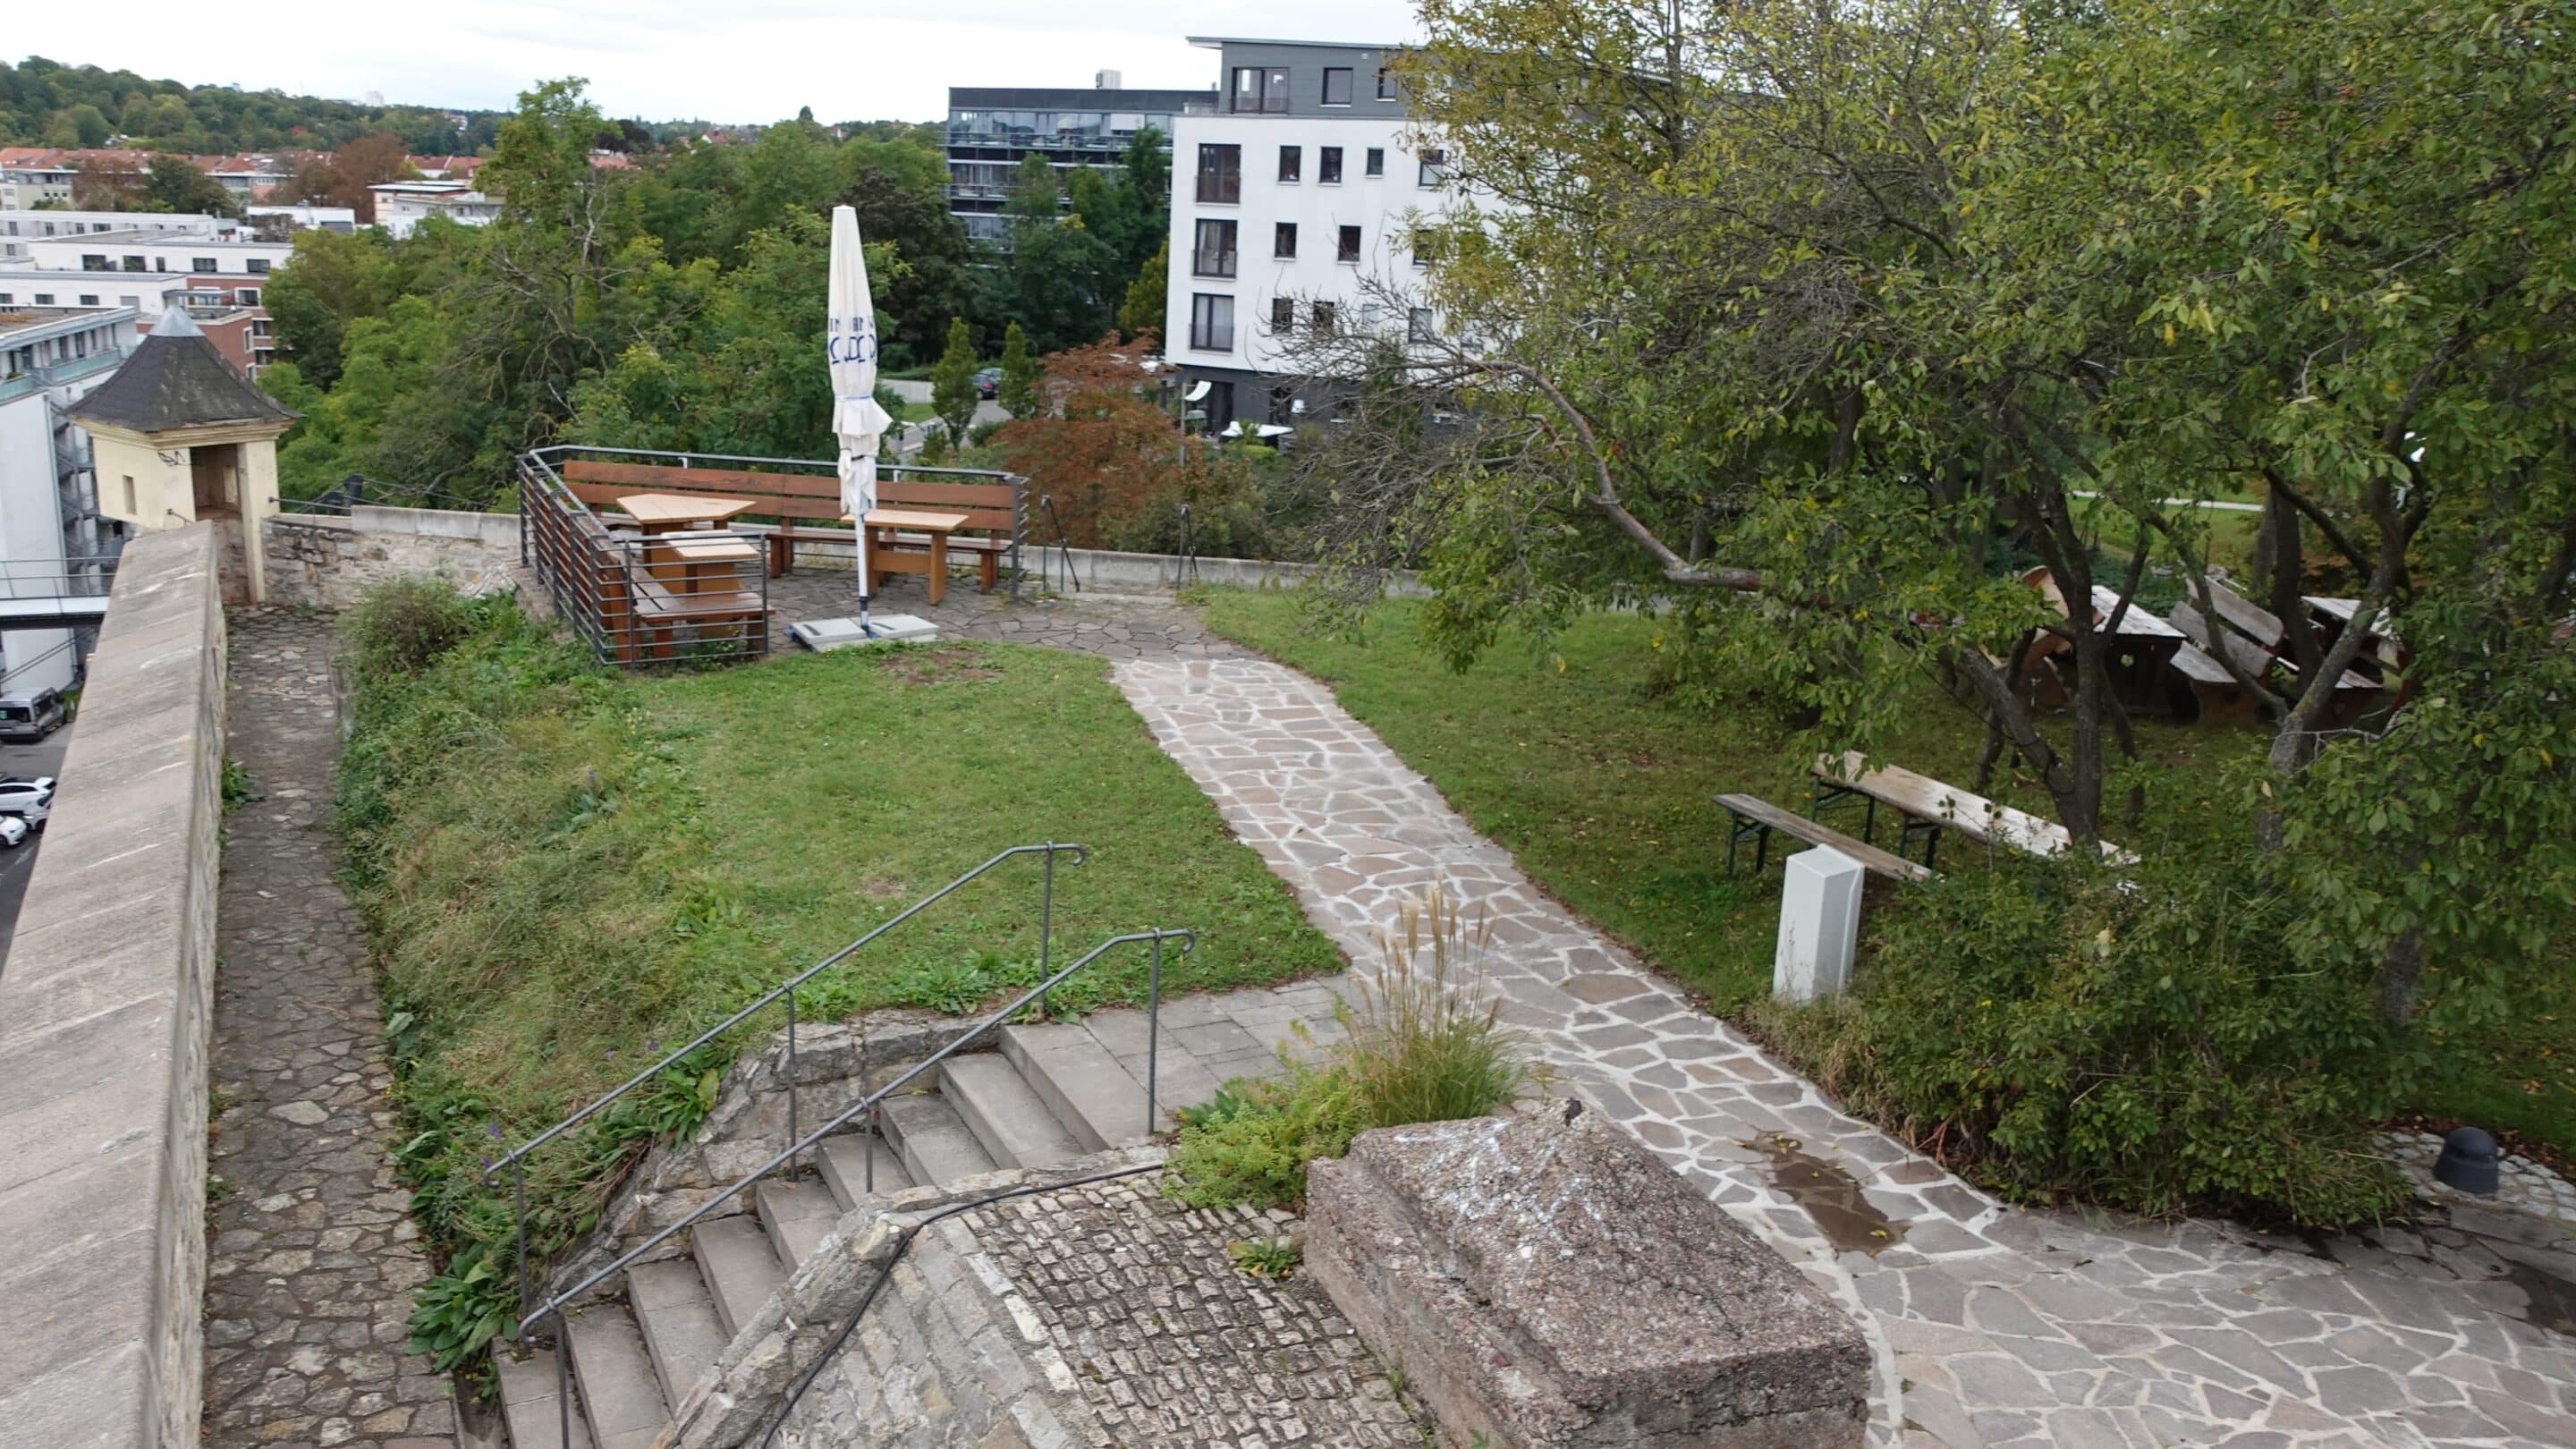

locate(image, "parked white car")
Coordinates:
0 814 27 848
0 775 52 827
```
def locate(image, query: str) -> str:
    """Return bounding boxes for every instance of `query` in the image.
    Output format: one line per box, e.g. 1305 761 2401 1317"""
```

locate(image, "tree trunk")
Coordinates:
2379 928 2425 1027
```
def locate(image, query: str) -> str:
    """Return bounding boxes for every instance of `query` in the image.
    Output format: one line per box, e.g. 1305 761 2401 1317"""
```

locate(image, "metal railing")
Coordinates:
518 453 771 669
1174 504 1202 591
1038 494 1080 594
0 554 119 601
482 841 1087 1317
513 925 1194 1449
0 350 122 406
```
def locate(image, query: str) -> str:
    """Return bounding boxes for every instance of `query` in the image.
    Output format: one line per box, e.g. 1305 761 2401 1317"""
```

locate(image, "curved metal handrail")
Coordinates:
518 926 1195 1335
482 841 1088 1181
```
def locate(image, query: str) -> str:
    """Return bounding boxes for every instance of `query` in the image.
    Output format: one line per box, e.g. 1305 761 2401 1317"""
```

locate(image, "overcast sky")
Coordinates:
70 1 1423 125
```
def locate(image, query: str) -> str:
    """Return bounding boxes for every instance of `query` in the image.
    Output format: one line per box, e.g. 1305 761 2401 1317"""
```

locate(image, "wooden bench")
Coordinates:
558 459 1020 590
1809 750 2138 867
1714 793 1933 883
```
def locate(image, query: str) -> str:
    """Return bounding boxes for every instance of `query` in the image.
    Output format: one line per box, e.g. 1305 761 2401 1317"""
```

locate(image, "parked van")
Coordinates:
0 689 66 742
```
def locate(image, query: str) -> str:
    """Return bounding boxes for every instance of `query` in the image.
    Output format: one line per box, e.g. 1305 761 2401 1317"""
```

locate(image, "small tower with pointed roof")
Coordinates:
69 307 297 602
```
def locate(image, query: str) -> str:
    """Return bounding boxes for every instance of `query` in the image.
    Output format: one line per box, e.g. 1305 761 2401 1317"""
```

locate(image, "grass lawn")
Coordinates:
1199 589 2575 1157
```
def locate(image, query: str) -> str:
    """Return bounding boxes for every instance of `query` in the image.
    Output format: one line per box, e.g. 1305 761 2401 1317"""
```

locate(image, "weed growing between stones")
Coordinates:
1167 887 1530 1210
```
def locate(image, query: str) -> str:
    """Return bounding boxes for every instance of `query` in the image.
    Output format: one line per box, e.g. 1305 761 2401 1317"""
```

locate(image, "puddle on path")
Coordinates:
1748 1133 1909 1256
2498 1254 2576 1338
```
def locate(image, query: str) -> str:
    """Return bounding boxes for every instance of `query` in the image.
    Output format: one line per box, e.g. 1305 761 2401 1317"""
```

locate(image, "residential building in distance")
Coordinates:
369 180 501 239
246 203 359 235
1160 37 1470 434
1 210 241 259
0 304 141 694
945 73 1212 245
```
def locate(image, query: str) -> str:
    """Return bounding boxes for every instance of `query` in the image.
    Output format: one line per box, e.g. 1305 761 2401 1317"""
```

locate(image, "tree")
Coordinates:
996 322 1038 418
993 336 1193 546
262 227 402 387
143 154 238 216
929 317 979 446
1116 239 1167 341
1310 0 2574 1028
69 152 148 210
290 133 418 221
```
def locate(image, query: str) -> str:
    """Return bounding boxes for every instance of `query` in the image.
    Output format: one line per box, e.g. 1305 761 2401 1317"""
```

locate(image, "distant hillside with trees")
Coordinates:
0 55 513 154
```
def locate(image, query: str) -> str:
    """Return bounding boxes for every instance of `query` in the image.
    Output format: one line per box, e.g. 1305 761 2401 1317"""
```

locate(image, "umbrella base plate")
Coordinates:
790 615 939 651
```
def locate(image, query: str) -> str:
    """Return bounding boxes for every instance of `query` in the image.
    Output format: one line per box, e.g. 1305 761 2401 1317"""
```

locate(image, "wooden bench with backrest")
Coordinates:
1809 750 2139 867
556 459 1020 589
1714 793 1933 883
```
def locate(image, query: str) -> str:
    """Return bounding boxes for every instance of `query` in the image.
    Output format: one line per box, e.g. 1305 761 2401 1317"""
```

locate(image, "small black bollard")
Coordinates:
2433 1126 2501 1195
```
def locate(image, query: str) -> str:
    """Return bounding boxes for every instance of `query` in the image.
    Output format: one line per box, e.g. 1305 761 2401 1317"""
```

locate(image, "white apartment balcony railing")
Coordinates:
0 349 123 406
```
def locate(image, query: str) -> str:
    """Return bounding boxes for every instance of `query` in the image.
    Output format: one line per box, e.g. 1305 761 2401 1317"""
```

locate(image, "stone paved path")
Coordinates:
1114 653 2576 1449
204 610 453 1448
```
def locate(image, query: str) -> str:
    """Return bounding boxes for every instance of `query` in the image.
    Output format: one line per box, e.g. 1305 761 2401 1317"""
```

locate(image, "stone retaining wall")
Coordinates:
0 525 228 1449
263 505 523 608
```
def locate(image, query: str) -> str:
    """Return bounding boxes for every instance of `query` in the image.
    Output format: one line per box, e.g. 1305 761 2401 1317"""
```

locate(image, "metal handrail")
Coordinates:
483 840 1086 1316
1174 504 1200 590
517 925 1193 1336
1039 494 1080 593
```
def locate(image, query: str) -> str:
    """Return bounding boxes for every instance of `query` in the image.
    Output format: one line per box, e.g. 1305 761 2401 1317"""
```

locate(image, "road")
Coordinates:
0 724 71 966
881 377 1011 456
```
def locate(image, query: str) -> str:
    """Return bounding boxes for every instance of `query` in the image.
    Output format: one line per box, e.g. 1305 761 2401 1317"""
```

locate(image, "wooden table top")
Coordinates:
619 492 759 525
856 508 972 532
657 537 759 560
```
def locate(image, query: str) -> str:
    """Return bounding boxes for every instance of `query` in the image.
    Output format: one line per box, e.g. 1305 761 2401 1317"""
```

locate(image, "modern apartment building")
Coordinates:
1160 38 1467 433
369 181 501 239
945 75 1213 246
0 306 141 694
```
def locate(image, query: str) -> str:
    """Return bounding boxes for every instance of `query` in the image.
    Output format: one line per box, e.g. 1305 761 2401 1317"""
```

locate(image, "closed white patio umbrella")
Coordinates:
827 204 896 633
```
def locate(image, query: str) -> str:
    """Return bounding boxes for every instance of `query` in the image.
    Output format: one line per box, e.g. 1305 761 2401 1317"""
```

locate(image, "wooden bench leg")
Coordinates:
767 534 792 578
926 535 949 606
978 550 999 592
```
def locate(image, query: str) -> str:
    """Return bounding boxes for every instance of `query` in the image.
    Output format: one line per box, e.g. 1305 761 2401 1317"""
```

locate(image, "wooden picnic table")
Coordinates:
856 508 972 606
647 533 760 597
617 491 759 535
1810 750 2138 867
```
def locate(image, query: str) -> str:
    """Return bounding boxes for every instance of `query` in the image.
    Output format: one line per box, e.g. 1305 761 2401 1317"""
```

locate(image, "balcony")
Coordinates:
0 350 123 406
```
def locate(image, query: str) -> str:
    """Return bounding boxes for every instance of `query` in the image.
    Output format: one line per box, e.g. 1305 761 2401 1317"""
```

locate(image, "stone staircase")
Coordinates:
487 990 1339 1449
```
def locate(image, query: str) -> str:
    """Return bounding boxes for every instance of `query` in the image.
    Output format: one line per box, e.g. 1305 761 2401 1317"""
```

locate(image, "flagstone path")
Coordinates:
1114 652 2576 1449
202 611 453 1448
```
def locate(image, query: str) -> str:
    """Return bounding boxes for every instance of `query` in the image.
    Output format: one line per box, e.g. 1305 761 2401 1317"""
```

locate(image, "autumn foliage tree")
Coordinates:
993 336 1191 547
290 133 420 222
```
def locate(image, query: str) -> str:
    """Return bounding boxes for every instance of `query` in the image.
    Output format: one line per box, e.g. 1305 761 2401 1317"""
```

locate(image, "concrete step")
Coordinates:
492 1343 595 1449
562 1305 668 1449
691 1213 788 1340
938 1054 1084 1169
817 1131 915 1210
755 1177 842 1269
878 1090 1000 1184
1079 1006 1230 1129
626 1259 729 1414
1003 1021 1153 1152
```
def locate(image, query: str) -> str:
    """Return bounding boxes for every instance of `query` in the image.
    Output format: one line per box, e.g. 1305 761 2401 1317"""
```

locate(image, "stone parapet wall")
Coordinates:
263 505 523 609
0 525 228 1449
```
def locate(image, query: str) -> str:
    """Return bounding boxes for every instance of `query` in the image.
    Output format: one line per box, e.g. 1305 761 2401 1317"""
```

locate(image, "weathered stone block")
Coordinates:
1306 1106 1870 1449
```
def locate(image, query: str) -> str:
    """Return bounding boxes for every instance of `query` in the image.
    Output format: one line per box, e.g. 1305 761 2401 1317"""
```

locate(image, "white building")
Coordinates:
369 182 501 239
1 210 239 261
19 233 293 280
0 268 193 318
0 306 141 694
1162 37 1470 434
245 204 358 235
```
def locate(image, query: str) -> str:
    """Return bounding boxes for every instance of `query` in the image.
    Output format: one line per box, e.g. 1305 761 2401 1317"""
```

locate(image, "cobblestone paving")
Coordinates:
204 609 453 1448
763 566 1241 660
1114 654 2576 1449
965 1178 1422 1447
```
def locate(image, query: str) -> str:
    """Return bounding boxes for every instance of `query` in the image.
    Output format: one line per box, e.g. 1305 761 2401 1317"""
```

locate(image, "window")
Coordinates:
1194 144 1241 204
122 255 145 272
191 257 217 273
1192 219 1238 278
32 292 52 305
1337 225 1362 263
1230 66 1290 114
1269 297 1296 333
80 253 107 270
1277 146 1301 183
78 293 99 306
154 258 168 272
1311 301 1338 334
1409 307 1436 343
0 293 11 305
118 294 139 307
1419 149 1448 187
1365 147 1385 177
1322 68 1353 106
1377 67 1397 100
123 477 137 516
239 287 259 304
247 258 271 275
1413 225 1441 267
1274 222 1298 258
1319 147 1343 184
1190 292 1235 351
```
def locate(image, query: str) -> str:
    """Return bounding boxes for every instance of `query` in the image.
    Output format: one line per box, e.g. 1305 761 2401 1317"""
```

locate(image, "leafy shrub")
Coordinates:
1166 887 1528 1209
1750 851 2406 1227
342 574 480 680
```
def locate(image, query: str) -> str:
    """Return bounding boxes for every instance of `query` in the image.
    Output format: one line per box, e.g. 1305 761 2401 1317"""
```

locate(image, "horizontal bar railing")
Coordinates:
516 453 771 669
483 840 1087 1319
517 924 1192 1363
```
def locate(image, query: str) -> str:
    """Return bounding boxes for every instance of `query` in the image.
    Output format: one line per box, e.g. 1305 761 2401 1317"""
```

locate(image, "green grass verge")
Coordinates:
1199 589 2573 1156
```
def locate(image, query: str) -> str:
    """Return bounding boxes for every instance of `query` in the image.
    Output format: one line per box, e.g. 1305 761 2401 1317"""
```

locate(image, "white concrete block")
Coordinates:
1773 846 1865 1003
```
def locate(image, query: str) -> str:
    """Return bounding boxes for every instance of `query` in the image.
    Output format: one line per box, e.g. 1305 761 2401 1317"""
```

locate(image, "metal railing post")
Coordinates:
1147 933 1164 1130
513 1161 529 1320
555 1309 570 1449
1037 844 1055 1016
786 987 800 1175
